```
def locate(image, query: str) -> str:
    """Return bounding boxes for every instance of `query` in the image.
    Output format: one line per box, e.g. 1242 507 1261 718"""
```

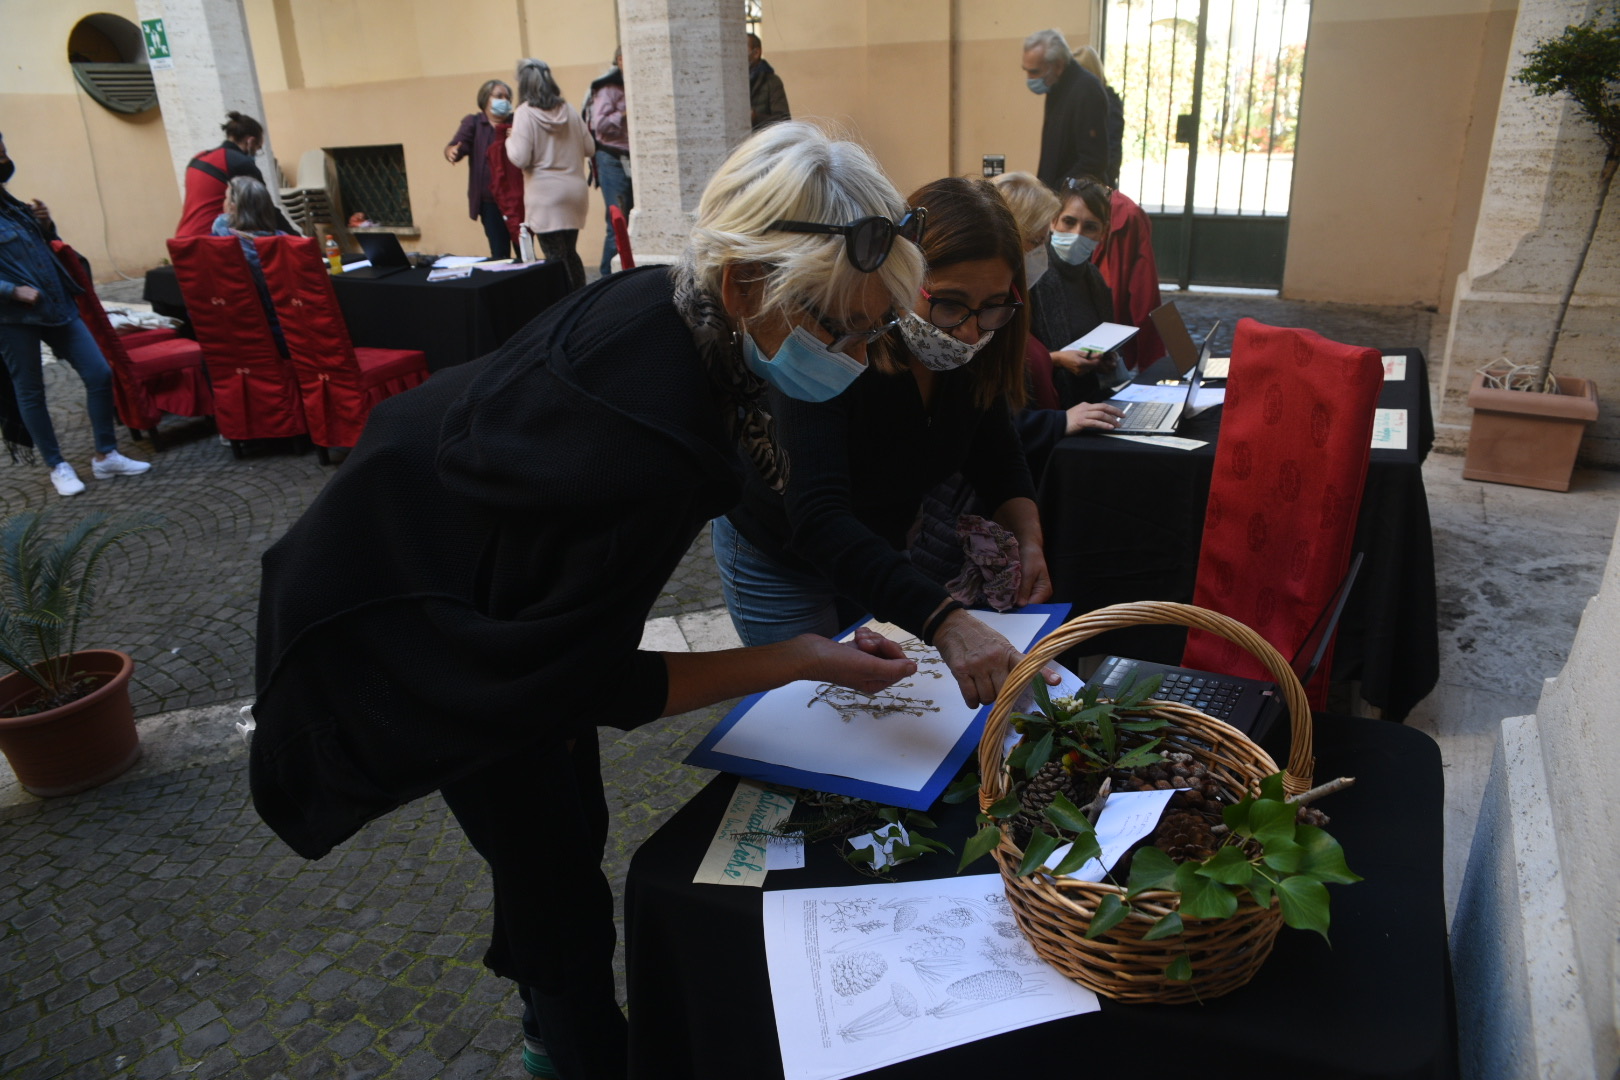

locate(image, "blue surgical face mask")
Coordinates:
742 324 866 402
1050 230 1098 265
490 98 513 118
1026 78 1051 95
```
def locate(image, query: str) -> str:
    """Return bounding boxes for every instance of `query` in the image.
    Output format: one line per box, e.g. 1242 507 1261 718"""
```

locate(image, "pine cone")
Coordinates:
1296 805 1330 828
1010 761 1080 847
1152 810 1219 863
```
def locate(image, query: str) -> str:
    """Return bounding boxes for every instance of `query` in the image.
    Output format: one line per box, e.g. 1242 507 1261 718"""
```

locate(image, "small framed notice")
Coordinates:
1372 408 1408 450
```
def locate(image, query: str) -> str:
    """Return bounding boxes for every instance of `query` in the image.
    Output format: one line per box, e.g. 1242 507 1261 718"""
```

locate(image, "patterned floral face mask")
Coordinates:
897 313 994 372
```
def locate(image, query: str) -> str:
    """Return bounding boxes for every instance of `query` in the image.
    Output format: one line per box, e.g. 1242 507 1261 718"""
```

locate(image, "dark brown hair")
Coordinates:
885 176 1028 410
1060 174 1113 259
221 111 263 144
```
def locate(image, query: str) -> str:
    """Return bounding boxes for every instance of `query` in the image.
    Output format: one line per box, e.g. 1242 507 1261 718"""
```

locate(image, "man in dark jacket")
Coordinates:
748 32 791 130
1022 28 1109 192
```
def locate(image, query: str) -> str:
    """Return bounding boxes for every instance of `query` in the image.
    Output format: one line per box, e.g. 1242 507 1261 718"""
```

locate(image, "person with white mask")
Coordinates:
715 177 1067 710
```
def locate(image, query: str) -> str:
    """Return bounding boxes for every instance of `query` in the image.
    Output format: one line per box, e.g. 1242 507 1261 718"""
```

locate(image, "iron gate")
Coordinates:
1100 0 1309 289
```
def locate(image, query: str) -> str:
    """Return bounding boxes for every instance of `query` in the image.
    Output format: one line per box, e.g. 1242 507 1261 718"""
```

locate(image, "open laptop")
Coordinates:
1083 553 1364 743
1150 300 1231 380
345 232 413 279
1106 318 1220 435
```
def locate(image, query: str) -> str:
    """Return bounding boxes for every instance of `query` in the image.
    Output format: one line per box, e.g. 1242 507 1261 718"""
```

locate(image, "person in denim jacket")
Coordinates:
0 134 151 496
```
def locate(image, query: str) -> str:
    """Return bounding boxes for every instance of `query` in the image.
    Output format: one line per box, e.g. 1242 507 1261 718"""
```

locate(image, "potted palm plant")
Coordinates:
0 510 159 797
1464 11 1616 491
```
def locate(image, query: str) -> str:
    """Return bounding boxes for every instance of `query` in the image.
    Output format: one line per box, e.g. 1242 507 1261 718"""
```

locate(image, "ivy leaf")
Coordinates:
1248 798 1298 848
876 806 901 824
1164 953 1194 981
905 811 937 830
846 846 876 866
1125 846 1178 898
1017 829 1065 877
1143 911 1184 940
941 773 980 805
1029 672 1055 717
958 824 1003 872
1275 875 1332 940
1295 825 1363 885
1025 730 1055 773
1006 740 1034 774
1224 794 1255 835
1051 833 1102 877
912 835 953 854
1043 791 1093 835
890 842 925 862
1247 872 1275 911
1262 838 1304 874
1195 845 1255 886
1085 893 1130 939
1174 862 1239 920
1259 772 1287 802
986 794 1023 820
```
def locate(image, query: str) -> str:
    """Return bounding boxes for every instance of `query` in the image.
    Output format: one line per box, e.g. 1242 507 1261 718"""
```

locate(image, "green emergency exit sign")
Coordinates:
141 18 173 69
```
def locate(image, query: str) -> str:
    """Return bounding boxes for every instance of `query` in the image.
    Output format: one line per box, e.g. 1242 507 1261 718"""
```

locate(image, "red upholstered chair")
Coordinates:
253 236 429 459
167 236 307 451
610 204 635 270
1181 318 1383 710
51 242 212 445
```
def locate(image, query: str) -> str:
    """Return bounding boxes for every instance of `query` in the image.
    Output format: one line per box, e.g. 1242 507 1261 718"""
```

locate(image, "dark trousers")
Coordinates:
479 199 513 261
440 728 627 1080
538 229 586 293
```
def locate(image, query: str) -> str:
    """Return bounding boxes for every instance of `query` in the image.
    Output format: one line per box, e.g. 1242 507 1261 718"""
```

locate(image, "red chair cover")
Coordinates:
253 236 429 450
1092 191 1165 371
167 236 307 441
52 242 212 432
1181 318 1383 710
610 204 635 270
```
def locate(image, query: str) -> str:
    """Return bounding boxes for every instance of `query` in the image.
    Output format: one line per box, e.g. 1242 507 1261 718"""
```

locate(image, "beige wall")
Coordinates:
1284 0 1518 309
0 0 181 284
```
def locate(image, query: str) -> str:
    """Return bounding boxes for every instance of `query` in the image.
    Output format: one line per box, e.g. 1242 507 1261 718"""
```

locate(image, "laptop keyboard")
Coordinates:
1118 400 1172 430
1144 673 1245 720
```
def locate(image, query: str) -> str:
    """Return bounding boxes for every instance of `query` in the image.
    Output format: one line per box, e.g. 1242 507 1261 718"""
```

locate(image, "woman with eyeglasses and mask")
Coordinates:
1035 173 1125 407
715 176 1061 710
251 121 924 1080
445 79 516 260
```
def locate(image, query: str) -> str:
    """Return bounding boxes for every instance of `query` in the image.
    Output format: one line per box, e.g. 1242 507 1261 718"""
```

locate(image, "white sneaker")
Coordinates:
50 462 85 496
91 450 152 480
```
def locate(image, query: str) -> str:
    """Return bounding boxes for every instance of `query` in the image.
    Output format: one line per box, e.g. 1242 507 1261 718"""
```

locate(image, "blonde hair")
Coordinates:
991 172 1061 248
1074 45 1110 87
681 120 924 325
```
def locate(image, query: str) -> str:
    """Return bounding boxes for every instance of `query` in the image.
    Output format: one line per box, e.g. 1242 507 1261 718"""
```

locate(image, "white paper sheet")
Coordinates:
1372 408 1408 450
472 260 537 272
1062 321 1139 354
1380 355 1408 381
432 255 489 268
768 836 807 871
1103 433 1208 450
340 259 372 272
1045 788 1178 883
763 876 1100 1080
426 266 473 282
1109 383 1225 408
710 612 1052 792
1203 355 1231 379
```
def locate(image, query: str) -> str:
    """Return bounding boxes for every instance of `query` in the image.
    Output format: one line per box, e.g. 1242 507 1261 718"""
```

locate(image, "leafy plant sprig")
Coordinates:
735 793 954 878
1006 672 1169 779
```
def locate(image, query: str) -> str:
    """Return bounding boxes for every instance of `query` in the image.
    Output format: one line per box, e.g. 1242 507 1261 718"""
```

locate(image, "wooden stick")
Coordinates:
1285 776 1355 806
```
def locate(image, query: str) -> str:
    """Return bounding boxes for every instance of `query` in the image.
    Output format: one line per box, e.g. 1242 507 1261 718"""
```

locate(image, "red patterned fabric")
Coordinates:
167 236 307 441
52 242 211 431
1092 190 1165 370
252 236 429 450
610 205 635 270
487 124 525 247
1182 318 1383 710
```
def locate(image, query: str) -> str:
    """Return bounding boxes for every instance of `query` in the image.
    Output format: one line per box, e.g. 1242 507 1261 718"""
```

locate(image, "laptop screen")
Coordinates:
356 232 410 269
1177 318 1220 413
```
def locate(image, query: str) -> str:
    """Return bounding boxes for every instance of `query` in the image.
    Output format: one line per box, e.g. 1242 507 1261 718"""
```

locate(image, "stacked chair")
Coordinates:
52 242 212 447
279 148 353 253
167 236 307 456
253 236 429 462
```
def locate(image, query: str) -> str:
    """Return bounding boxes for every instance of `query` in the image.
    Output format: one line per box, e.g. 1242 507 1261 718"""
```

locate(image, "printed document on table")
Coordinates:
1062 321 1138 354
763 875 1100 1080
1372 408 1408 450
432 255 488 268
1381 355 1407 381
340 260 372 272
687 607 1067 809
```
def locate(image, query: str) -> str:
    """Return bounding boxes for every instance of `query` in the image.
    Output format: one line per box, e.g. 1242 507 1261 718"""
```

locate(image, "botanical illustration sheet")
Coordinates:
1372 408 1409 450
762 875 1100 1080
710 612 1053 792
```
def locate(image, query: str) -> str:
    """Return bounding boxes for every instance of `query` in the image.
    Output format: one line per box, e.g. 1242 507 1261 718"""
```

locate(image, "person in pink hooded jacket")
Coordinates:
506 59 595 293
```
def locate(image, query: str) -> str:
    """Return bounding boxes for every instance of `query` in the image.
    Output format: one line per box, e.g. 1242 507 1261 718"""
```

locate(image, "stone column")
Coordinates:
1452 500 1620 1077
133 0 288 211
615 0 752 263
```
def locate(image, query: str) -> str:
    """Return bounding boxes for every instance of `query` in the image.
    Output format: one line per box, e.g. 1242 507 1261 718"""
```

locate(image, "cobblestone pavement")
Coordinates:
1 293 1441 1079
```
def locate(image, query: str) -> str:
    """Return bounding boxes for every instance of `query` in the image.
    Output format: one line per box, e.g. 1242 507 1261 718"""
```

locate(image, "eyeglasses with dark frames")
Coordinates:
802 300 901 355
767 208 927 273
919 286 1023 332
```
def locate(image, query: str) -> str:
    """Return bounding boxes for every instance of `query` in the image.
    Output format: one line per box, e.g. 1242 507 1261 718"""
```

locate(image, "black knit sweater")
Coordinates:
251 266 740 859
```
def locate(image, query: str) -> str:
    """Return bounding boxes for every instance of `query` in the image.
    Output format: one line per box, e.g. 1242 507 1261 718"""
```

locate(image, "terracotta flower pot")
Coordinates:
1463 373 1599 492
0 650 140 797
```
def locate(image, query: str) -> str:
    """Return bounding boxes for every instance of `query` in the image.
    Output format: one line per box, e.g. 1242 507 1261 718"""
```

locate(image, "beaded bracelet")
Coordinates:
920 600 966 647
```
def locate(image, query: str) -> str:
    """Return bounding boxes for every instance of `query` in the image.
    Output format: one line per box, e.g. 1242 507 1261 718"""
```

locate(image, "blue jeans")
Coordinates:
596 150 632 276
711 515 840 646
0 317 116 467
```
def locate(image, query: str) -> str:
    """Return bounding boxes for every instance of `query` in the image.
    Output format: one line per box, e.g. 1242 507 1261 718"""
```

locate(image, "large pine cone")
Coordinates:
1115 752 1227 814
1152 810 1219 862
1010 761 1081 847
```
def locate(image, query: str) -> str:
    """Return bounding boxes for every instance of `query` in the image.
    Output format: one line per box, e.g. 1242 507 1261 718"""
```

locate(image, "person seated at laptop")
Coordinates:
1092 185 1165 371
714 176 1060 710
1034 174 1122 407
211 176 290 356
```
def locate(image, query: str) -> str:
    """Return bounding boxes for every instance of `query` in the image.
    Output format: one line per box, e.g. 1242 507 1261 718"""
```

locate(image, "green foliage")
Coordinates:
1517 9 1620 162
0 510 159 713
1008 672 1167 777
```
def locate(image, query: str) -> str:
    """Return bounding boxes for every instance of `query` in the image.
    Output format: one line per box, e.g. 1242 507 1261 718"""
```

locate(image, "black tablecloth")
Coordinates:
144 261 570 371
1038 348 1438 721
624 717 1456 1080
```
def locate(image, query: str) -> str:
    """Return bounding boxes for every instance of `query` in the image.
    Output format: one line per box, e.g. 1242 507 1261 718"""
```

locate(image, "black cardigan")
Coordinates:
251 267 741 859
725 360 1034 637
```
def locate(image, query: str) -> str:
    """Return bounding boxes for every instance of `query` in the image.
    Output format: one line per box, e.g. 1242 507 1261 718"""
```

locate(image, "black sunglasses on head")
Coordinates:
767 208 927 273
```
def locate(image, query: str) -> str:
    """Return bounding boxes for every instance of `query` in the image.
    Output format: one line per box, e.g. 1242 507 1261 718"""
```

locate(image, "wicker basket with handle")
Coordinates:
977 601 1315 1004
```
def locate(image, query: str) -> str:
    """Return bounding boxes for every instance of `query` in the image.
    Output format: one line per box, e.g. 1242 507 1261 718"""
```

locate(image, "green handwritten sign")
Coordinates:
141 18 174 70
693 778 797 886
